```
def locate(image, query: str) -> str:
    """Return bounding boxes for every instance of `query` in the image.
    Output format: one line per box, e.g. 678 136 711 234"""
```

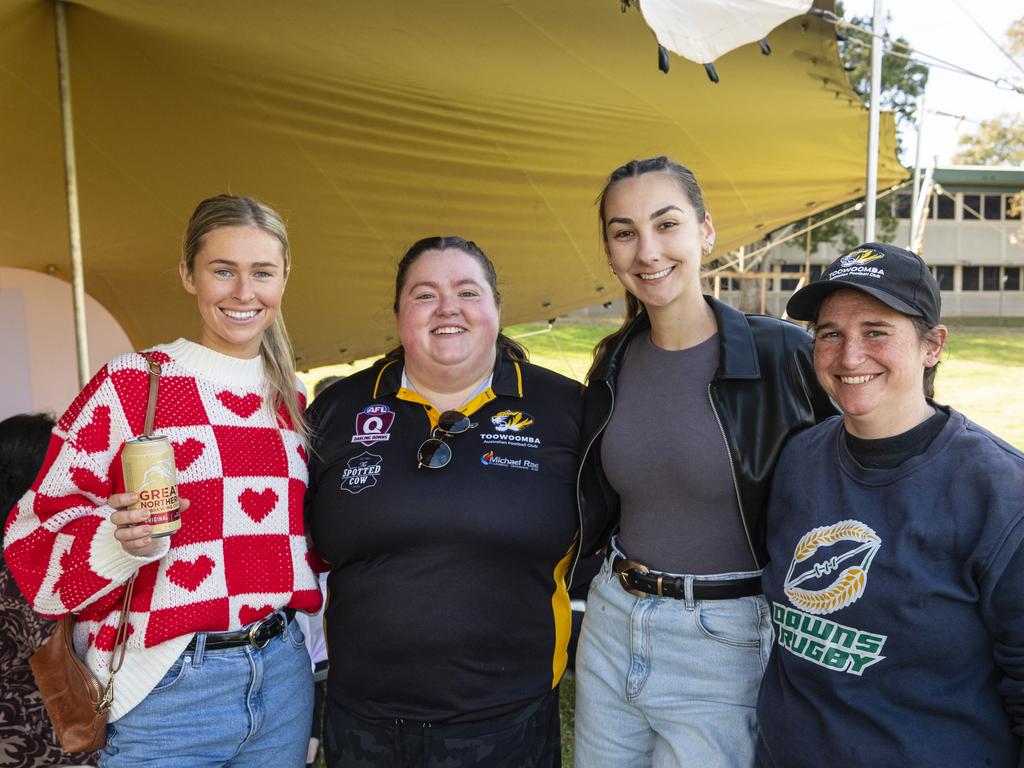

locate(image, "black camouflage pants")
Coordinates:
324 690 561 768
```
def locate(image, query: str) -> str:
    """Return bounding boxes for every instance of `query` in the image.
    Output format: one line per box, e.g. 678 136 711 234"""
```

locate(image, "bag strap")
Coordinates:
98 575 135 713
143 354 162 438
98 353 161 712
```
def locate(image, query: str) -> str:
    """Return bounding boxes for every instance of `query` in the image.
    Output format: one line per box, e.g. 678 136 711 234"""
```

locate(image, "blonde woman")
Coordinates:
4 195 322 767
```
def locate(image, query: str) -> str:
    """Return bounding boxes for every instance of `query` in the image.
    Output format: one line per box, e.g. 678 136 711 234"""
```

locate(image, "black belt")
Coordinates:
612 555 762 600
186 609 294 652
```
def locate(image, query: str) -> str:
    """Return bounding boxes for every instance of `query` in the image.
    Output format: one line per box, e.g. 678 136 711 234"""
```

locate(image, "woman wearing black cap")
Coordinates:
756 242 1024 768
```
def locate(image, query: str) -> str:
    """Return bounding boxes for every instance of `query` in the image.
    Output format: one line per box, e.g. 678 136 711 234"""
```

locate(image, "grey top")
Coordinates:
601 331 756 575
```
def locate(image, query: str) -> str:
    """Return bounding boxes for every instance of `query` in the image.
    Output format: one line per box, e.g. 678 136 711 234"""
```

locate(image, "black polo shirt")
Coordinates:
306 353 582 723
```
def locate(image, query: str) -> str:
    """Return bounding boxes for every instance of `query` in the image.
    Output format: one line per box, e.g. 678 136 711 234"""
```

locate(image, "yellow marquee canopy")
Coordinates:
1 0 905 368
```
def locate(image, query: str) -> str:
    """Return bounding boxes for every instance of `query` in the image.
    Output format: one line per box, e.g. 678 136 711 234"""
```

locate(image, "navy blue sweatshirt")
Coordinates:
757 409 1024 768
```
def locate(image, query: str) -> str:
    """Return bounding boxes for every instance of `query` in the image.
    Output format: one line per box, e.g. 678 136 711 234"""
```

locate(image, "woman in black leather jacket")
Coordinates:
572 156 834 768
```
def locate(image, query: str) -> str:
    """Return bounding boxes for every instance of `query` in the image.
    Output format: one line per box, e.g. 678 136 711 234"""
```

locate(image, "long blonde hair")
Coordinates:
182 194 309 444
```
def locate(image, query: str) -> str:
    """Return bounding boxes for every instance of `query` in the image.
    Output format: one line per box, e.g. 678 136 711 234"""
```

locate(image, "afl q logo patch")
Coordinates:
340 452 382 494
352 404 394 446
783 519 881 615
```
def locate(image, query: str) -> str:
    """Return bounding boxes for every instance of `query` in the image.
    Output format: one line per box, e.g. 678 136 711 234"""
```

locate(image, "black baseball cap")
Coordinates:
786 242 941 325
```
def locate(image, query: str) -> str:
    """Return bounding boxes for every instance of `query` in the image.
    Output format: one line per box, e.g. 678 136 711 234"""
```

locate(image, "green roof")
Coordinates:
933 166 1024 195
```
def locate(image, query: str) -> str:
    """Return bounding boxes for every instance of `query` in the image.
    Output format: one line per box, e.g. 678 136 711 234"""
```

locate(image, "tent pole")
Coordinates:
55 0 90 388
864 0 883 242
909 91 926 248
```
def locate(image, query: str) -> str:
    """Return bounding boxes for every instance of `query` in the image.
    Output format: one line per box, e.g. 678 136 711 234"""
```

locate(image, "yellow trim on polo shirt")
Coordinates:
395 385 500 430
459 388 497 419
372 359 400 398
395 387 440 429
550 540 574 687
512 361 523 397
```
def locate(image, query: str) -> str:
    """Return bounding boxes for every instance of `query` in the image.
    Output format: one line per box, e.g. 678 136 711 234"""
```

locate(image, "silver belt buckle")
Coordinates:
248 613 278 649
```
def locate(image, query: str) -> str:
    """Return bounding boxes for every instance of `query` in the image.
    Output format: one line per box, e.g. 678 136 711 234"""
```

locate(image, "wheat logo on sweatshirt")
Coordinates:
772 520 888 676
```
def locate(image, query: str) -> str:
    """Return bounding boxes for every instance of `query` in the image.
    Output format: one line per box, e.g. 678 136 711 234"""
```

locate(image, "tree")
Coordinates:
836 5 929 133
952 15 1023 167
772 3 925 253
953 113 1024 165
1008 16 1024 56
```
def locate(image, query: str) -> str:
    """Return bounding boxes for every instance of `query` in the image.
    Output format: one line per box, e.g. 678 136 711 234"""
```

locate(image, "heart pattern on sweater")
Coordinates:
76 405 111 454
172 437 205 472
70 466 105 494
167 555 215 592
239 488 278 523
94 622 135 652
296 444 307 462
217 391 262 418
239 604 273 626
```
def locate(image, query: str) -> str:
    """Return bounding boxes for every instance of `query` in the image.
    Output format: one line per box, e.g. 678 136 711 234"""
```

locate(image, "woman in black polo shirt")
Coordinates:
306 236 583 767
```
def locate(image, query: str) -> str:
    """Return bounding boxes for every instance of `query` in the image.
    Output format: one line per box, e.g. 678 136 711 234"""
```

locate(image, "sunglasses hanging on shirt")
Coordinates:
416 410 476 470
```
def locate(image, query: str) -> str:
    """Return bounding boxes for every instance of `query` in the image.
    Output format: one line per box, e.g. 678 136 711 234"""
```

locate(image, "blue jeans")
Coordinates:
100 615 313 767
574 556 772 768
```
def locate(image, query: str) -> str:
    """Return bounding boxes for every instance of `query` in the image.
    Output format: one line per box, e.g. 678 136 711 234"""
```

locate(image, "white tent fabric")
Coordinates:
638 0 813 63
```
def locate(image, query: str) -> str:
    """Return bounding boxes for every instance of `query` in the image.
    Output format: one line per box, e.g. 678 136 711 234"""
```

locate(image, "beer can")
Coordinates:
121 435 181 537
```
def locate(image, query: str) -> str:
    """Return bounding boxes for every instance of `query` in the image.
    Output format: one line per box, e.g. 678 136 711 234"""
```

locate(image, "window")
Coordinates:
936 195 955 219
779 264 802 291
983 195 1002 220
983 266 1001 291
933 266 953 291
809 265 824 282
894 193 912 219
962 194 980 220
1006 267 1021 291
962 266 980 291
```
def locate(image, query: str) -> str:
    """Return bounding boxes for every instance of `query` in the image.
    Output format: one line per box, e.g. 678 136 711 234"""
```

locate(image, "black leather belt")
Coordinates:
612 555 762 600
186 609 294 652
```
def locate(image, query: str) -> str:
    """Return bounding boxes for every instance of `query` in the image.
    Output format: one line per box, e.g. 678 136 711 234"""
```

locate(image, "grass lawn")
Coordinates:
559 673 576 766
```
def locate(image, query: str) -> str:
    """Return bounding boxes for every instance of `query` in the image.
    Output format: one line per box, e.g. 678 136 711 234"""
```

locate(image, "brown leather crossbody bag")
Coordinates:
28 355 161 752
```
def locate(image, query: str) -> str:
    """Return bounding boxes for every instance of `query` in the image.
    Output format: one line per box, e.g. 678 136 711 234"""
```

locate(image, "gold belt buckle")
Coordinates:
615 558 650 598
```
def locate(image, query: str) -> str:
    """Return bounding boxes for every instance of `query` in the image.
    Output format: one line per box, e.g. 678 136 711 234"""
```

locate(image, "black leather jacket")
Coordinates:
574 296 836 579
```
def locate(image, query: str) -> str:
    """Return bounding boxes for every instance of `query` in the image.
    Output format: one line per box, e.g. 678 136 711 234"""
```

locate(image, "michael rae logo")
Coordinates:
480 410 541 449
480 450 539 472
352 404 394 446
340 452 382 494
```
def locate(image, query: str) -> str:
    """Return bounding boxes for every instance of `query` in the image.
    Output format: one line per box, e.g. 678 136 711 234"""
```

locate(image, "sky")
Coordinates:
843 0 1023 165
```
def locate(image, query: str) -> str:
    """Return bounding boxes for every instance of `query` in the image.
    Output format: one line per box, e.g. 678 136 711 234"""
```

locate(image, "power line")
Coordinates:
811 8 1024 97
948 0 1024 80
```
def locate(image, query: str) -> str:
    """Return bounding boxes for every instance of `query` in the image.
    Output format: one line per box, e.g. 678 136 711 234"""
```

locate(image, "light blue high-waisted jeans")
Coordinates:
574 555 772 768
100 614 313 768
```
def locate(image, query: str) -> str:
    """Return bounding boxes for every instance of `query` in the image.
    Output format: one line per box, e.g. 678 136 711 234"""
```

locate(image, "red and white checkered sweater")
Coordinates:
3 339 323 720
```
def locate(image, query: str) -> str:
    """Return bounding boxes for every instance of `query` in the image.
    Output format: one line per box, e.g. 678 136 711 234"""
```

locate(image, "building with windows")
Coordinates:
727 166 1024 319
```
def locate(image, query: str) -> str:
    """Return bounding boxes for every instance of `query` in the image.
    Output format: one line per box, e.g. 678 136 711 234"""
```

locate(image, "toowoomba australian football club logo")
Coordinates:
479 410 541 449
772 519 888 676
827 247 886 283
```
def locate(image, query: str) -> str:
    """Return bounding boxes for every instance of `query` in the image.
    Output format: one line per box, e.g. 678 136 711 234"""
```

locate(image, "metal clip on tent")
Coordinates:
759 37 772 56
704 62 719 83
658 44 670 73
